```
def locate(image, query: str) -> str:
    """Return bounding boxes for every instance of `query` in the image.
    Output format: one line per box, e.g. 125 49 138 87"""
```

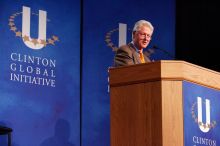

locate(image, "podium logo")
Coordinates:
8 6 59 50
191 97 217 133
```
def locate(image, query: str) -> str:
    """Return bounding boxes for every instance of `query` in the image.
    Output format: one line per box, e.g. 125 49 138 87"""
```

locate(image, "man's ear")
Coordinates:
132 31 136 39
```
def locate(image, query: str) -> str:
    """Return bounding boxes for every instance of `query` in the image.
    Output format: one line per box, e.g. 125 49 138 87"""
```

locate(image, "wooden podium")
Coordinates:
109 60 220 146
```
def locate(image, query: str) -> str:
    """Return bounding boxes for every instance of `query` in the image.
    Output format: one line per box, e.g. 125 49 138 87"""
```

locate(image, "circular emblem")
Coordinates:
191 102 217 129
105 28 131 51
8 12 59 47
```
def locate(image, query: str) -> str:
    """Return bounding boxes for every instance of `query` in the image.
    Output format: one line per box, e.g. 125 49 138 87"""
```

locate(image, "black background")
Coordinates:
176 0 220 71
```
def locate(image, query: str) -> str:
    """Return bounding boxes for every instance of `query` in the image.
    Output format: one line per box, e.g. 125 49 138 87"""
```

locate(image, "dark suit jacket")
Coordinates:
114 43 151 67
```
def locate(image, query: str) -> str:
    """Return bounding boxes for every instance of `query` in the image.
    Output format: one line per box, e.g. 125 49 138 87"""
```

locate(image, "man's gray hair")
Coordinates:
133 20 154 32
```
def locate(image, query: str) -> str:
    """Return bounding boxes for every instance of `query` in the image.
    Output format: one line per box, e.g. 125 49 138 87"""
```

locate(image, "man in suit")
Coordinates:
114 20 154 67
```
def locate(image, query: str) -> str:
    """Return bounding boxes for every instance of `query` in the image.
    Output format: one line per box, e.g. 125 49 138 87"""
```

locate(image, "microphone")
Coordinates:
143 48 155 57
152 45 176 59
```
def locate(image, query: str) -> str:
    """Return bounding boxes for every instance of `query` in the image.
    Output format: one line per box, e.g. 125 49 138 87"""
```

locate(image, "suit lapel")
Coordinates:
128 43 142 64
144 54 151 62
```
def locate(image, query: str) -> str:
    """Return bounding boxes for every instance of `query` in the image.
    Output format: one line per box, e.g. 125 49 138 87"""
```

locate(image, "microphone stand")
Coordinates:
152 45 176 59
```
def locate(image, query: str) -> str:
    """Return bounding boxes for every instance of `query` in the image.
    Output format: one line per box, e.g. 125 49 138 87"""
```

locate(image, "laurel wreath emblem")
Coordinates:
105 28 131 51
191 102 217 129
8 12 59 47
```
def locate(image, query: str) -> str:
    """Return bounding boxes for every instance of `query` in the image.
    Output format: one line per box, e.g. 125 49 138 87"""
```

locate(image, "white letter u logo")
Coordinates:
22 6 47 50
197 97 211 133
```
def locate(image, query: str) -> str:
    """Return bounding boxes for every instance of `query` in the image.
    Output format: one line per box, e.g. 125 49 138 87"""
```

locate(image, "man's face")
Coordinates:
133 26 152 50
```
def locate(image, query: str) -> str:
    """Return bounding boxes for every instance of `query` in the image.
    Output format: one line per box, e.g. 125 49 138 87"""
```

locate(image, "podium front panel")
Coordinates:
183 81 220 146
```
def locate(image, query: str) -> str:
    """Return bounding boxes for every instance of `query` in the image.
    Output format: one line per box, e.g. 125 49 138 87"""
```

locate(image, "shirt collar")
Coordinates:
131 41 143 53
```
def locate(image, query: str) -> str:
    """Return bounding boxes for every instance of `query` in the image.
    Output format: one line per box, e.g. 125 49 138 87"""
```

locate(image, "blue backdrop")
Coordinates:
0 0 175 146
82 0 175 145
0 0 80 146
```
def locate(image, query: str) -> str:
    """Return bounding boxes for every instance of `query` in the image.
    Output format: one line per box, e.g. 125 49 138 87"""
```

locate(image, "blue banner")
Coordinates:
183 81 220 146
0 0 176 145
0 1 80 146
